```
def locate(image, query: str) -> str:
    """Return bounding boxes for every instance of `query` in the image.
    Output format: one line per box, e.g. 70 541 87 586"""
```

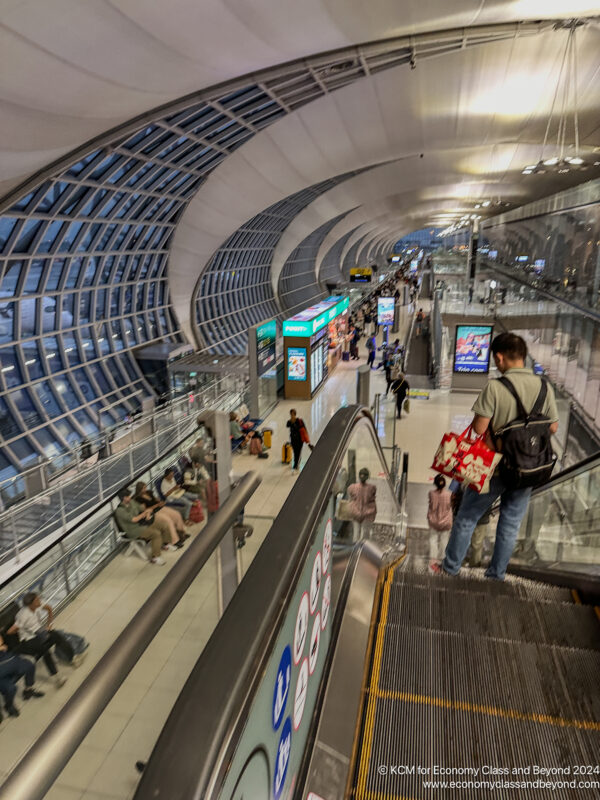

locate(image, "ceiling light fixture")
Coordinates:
523 20 588 175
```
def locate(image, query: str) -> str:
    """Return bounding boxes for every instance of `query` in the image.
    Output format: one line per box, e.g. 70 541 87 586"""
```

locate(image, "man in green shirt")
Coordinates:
115 488 172 565
431 332 558 580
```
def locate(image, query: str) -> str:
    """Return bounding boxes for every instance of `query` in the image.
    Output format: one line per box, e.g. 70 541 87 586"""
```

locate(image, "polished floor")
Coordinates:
0 299 483 799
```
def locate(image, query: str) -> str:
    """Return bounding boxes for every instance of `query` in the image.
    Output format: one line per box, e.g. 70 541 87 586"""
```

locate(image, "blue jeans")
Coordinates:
442 475 531 580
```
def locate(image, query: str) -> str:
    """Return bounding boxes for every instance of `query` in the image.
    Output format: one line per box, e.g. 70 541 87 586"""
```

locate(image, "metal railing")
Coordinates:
0 374 244 508
0 472 261 800
0 380 248 566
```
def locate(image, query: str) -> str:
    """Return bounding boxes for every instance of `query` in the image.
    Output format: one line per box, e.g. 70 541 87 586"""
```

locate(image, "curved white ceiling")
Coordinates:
171 24 600 339
1 0 599 197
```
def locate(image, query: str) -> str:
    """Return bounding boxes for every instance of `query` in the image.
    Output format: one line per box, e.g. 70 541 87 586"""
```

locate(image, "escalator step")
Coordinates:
385 584 600 651
375 625 600 723
392 568 573 603
357 696 600 799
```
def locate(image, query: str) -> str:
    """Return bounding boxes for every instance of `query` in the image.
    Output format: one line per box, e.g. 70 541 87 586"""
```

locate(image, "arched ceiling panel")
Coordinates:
174 23 600 339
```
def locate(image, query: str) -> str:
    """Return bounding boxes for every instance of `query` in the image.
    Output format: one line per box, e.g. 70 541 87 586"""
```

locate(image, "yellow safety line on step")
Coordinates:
373 689 600 732
594 607 600 624
571 589 581 604
354 562 398 798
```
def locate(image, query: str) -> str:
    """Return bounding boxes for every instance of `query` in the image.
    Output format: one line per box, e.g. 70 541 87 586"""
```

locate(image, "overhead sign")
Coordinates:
350 266 372 283
283 296 349 338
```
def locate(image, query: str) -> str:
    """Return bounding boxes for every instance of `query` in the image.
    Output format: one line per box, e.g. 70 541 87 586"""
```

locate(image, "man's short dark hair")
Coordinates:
117 487 131 501
491 332 527 361
23 592 38 607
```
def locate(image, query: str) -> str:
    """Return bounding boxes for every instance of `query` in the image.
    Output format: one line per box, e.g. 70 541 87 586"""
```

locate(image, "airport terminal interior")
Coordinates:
0 2 600 799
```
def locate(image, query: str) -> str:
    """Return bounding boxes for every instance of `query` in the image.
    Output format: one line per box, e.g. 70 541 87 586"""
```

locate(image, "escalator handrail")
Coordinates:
134 404 400 800
0 421 204 592
531 449 600 496
0 472 261 800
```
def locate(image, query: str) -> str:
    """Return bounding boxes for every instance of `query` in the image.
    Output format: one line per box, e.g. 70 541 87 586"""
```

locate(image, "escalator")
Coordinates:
130 405 599 800
2 406 597 800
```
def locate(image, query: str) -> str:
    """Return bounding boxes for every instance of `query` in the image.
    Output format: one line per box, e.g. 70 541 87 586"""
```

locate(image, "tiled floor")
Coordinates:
0 297 481 798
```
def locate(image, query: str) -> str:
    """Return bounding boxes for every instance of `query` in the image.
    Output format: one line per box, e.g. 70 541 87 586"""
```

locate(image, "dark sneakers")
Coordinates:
5 703 19 717
23 688 45 699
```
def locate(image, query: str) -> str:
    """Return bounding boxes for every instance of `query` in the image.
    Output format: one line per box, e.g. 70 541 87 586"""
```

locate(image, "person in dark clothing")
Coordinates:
0 635 44 719
366 335 376 368
286 409 312 473
391 374 410 419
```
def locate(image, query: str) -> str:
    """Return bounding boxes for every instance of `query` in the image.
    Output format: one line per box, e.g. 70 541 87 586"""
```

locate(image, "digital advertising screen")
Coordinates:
256 319 277 377
287 347 307 381
453 325 493 374
377 297 395 326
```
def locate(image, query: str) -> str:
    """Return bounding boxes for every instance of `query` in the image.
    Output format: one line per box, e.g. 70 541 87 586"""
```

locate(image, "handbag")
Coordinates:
54 630 89 663
299 422 310 444
431 425 478 481
403 398 410 414
335 496 354 521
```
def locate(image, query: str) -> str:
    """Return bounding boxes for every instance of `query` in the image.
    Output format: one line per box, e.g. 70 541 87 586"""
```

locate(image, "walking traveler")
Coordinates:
415 308 425 336
427 475 453 559
391 373 410 419
286 409 312 474
366 334 376 368
431 332 559 581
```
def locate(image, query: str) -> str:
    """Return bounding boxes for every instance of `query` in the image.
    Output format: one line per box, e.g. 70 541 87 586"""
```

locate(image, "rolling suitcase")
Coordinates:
282 442 292 464
342 351 350 362
263 429 272 449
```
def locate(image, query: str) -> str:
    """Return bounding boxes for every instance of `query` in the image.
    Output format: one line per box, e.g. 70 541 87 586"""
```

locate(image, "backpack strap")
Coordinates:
530 377 548 417
497 377 529 421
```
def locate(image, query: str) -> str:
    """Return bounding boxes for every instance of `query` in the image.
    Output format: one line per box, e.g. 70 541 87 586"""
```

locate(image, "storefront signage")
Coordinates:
287 347 307 381
453 325 493 374
283 297 349 338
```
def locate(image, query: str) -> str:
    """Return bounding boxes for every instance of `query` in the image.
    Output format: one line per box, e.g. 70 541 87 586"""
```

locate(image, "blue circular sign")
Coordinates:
272 646 292 731
273 716 292 800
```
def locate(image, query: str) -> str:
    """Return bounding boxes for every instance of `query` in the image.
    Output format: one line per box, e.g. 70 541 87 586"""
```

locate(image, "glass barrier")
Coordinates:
513 458 600 575
0 425 206 610
214 414 402 800
0 387 246 564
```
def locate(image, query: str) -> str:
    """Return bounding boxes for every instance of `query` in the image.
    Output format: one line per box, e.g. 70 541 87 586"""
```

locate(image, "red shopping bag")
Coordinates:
431 425 475 480
455 437 502 494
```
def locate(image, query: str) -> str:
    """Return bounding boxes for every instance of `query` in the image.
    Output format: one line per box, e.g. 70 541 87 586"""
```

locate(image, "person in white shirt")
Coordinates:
160 468 195 521
8 593 80 688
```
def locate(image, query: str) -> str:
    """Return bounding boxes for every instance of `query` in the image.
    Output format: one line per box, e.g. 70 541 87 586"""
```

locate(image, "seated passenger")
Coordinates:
182 461 207 500
0 634 44 719
134 482 188 546
7 593 83 688
115 487 173 565
229 412 251 448
160 469 196 522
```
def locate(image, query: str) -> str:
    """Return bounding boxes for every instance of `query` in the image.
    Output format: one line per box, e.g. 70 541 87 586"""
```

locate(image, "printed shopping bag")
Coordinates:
430 426 475 480
455 437 502 494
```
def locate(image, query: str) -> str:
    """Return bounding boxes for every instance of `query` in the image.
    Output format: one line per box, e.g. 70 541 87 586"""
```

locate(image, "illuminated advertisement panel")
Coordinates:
287 347 307 381
453 325 493 374
377 297 394 326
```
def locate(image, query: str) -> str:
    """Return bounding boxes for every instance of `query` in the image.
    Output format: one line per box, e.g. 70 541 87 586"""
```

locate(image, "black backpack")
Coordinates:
493 377 557 489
